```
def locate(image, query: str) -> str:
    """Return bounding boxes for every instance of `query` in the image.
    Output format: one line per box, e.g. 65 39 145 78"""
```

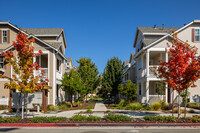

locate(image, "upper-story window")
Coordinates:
195 29 200 42
2 30 7 43
0 56 3 69
138 59 142 70
57 59 61 72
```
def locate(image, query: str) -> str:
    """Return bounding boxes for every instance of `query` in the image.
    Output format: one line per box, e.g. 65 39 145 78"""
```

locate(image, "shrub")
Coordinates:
104 113 133 122
48 105 59 111
188 102 199 108
0 105 8 110
86 108 93 113
59 104 69 109
125 102 143 110
31 117 66 123
144 106 152 111
0 116 20 123
192 115 200 123
173 107 185 114
87 105 94 109
71 115 87 121
143 115 175 122
150 102 161 111
87 115 101 121
118 99 128 107
162 105 172 110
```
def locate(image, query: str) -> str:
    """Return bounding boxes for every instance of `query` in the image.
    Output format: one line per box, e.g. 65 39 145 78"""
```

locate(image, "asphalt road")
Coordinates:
0 127 200 133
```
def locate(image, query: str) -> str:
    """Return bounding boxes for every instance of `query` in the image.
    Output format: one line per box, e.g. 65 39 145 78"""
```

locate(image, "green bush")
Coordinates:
150 102 161 111
87 105 94 109
104 113 133 122
48 105 59 111
31 117 66 123
118 99 128 107
71 115 87 121
188 102 199 108
59 104 69 109
86 108 93 113
87 115 101 121
192 115 200 123
143 106 153 111
125 102 143 110
0 105 8 110
0 116 20 123
143 115 175 122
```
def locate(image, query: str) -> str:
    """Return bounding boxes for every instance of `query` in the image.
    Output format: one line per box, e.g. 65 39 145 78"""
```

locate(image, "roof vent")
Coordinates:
184 24 186 26
154 24 156 29
162 24 164 30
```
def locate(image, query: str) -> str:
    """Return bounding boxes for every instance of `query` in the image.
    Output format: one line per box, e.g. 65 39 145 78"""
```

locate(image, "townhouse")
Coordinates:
0 21 67 109
133 20 200 105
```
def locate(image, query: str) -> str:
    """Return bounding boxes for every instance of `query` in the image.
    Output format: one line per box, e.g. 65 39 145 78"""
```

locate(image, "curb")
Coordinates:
0 123 200 127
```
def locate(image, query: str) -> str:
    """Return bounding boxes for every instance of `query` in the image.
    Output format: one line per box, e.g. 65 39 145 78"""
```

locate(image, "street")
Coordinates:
0 127 200 133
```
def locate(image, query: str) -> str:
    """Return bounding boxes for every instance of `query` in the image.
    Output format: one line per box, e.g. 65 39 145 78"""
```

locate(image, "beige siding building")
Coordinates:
133 20 200 104
0 21 67 107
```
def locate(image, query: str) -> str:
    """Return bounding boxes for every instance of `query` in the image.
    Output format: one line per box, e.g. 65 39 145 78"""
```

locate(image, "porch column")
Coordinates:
146 80 149 104
165 83 168 103
170 88 173 104
146 50 149 77
141 54 144 76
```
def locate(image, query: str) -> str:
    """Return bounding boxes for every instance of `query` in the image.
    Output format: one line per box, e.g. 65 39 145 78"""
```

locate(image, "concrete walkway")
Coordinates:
93 102 107 112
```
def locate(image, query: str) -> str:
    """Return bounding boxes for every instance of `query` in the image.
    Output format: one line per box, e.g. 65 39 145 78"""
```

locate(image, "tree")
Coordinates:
102 57 123 98
77 57 99 101
61 69 83 108
157 33 200 118
0 31 49 119
118 80 137 103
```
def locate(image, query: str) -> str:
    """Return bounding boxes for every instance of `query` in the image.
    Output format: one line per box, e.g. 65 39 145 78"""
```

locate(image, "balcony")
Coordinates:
35 68 48 79
149 65 159 78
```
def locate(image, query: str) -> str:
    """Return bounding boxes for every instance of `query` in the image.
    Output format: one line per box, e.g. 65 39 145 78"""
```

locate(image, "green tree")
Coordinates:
102 57 123 97
61 69 83 108
118 80 137 103
77 57 99 101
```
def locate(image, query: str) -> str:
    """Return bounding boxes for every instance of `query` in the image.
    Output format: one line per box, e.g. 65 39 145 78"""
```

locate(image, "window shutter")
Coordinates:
0 30 2 43
7 30 10 43
192 28 195 42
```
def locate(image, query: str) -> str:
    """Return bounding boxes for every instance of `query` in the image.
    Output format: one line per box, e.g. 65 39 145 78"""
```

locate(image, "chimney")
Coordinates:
162 24 164 30
154 24 156 29
184 24 186 26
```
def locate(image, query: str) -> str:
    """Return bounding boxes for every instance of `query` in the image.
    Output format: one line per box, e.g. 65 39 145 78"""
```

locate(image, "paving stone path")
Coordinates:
93 102 107 112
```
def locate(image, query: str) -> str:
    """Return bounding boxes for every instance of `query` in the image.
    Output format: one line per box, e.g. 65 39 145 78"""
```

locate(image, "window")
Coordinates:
139 83 142 95
2 30 7 43
57 59 61 71
138 59 142 70
36 54 48 77
137 41 142 52
0 56 3 69
195 29 200 42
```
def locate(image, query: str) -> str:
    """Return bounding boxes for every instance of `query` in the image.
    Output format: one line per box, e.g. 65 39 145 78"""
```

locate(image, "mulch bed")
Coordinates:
2 117 196 123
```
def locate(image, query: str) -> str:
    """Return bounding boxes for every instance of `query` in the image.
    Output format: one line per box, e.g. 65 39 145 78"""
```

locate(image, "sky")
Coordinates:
1 0 200 73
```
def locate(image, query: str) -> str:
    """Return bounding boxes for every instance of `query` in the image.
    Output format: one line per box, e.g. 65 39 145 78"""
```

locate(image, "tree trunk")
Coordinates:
21 93 24 119
16 92 21 117
171 90 174 116
26 93 28 118
70 94 73 108
184 88 188 118
178 91 181 118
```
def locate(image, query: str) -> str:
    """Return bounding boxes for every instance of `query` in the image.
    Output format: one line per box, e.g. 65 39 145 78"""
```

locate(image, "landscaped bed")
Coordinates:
0 114 200 123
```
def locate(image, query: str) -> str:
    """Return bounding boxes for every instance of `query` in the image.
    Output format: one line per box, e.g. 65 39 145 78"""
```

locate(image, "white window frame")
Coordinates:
195 29 200 42
0 56 4 69
2 30 8 43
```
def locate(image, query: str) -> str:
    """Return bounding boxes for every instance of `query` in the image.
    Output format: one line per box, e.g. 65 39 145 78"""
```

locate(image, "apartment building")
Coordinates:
133 20 200 104
0 21 67 108
122 53 136 84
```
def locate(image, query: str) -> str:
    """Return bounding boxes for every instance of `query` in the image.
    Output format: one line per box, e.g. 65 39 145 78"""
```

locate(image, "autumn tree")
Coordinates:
77 57 99 101
0 31 49 119
102 57 123 98
61 69 83 108
157 33 200 118
118 80 137 103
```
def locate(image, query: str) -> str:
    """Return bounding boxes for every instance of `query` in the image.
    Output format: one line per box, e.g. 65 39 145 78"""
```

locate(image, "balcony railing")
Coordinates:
35 68 48 78
149 65 159 78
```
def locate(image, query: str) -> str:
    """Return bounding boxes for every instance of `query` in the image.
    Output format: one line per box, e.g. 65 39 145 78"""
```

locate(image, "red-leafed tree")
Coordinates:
0 31 50 119
157 33 200 118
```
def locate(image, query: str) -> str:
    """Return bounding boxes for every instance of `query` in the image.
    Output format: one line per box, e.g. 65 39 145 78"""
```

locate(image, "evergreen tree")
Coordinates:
102 57 123 97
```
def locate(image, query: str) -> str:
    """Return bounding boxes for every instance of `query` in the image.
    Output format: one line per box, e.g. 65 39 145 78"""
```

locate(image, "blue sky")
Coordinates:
1 0 200 73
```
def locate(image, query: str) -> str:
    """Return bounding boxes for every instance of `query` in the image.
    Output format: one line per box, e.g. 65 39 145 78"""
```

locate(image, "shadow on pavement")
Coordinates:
0 128 19 132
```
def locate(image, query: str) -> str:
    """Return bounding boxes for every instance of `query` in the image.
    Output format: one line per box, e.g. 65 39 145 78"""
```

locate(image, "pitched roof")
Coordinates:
22 28 63 35
138 27 180 33
143 39 157 45
48 42 62 49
